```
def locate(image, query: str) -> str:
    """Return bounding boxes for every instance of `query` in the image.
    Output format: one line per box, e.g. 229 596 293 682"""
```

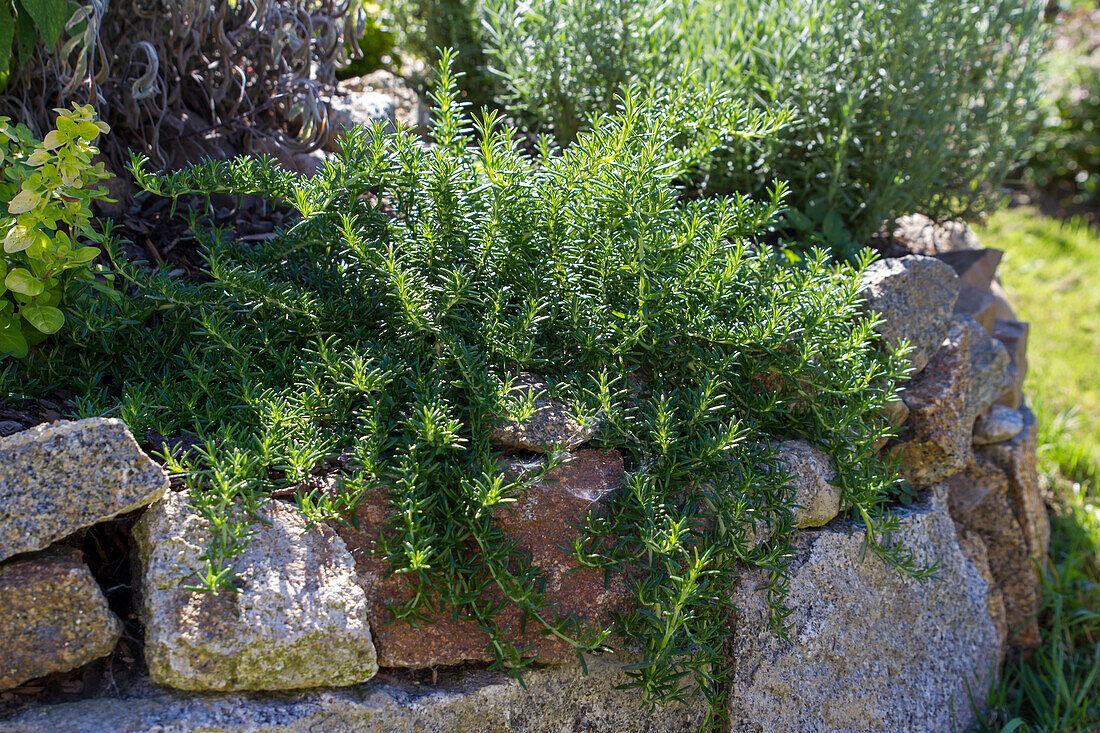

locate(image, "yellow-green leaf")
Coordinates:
5 267 43 296
69 245 100 264
3 224 36 253
42 129 63 150
21 304 63 334
7 187 41 214
73 120 102 141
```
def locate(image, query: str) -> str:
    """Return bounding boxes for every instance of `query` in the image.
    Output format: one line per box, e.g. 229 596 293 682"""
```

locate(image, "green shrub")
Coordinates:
9 55 918 722
482 0 1046 250
0 103 112 358
338 2 395 79
1026 8 1100 203
483 0 689 142
382 0 497 103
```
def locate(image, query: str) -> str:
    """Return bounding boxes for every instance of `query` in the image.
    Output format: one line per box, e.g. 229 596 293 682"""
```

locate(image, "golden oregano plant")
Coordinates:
0 103 113 358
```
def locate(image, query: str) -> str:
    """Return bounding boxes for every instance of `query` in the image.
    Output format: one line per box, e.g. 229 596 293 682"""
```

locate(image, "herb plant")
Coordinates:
0 103 112 358
8 54 921 725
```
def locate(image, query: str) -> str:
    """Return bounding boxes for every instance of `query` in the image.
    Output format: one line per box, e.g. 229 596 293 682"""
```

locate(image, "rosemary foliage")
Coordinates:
7 53 922 725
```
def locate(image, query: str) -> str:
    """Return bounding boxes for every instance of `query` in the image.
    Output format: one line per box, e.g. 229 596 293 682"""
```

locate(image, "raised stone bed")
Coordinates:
0 216 1050 731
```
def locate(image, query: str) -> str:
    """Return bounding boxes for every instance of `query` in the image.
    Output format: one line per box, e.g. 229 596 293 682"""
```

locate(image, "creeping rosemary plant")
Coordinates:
11 53 920 725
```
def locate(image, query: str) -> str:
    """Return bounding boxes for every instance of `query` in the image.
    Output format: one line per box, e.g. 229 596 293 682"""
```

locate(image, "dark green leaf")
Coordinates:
15 0 69 47
0 317 28 357
13 0 34 56
0 3 15 73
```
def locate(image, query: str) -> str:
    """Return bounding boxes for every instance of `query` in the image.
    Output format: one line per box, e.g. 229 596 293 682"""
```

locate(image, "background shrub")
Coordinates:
1025 7 1100 203
481 0 1046 249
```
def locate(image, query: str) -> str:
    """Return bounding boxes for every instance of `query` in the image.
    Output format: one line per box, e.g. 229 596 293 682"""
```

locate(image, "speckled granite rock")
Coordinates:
133 492 377 691
892 315 1011 487
0 418 168 562
727 484 1003 732
336 449 630 667
974 405 1025 445
0 551 121 690
489 374 595 452
0 654 704 732
860 255 960 373
776 439 841 528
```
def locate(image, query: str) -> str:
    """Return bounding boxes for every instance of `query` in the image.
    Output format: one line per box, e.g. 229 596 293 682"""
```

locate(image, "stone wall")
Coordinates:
0 215 1048 732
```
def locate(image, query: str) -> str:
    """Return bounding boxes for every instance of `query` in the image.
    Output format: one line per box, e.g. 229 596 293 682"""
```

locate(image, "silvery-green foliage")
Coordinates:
483 0 1046 248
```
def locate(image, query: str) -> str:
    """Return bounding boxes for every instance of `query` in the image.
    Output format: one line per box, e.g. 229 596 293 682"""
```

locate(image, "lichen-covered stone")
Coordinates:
974 404 1025 445
489 374 595 452
0 418 168 562
860 255 960 373
776 439 841 528
892 315 1011 487
946 457 1041 648
0 551 121 690
0 654 705 732
726 484 1003 732
336 449 630 667
133 492 377 691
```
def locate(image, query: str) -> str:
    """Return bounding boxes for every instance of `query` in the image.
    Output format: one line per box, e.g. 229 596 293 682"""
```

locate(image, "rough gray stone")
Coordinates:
324 91 397 151
893 213 981 254
860 255 960 373
966 320 1013 421
133 492 377 691
936 249 1004 291
0 418 168 562
340 70 427 130
892 315 1011 487
947 457 1041 649
992 319 1029 410
937 249 1005 335
0 551 122 690
776 439 841 528
0 654 705 732
727 484 1004 732
977 407 1050 582
489 374 595 452
974 405 1025 446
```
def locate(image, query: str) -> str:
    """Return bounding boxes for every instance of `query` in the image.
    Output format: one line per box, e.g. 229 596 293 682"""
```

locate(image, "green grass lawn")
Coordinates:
975 206 1100 732
984 208 1100 483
